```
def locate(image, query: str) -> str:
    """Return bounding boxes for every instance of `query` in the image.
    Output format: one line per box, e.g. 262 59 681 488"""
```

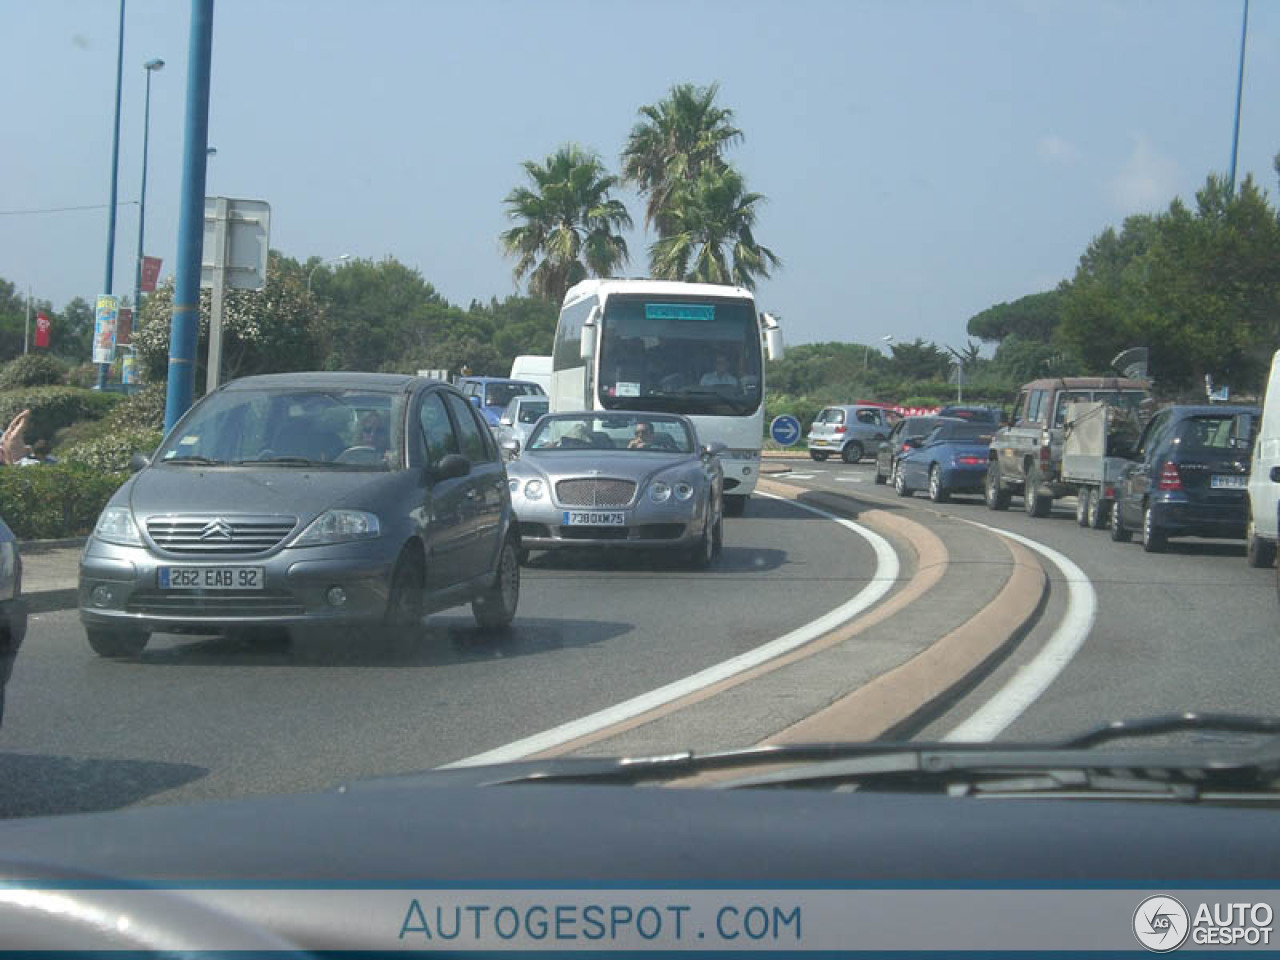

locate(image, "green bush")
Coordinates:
59 426 163 473
104 383 166 432
0 387 119 445
0 463 126 540
0 354 68 391
66 363 99 389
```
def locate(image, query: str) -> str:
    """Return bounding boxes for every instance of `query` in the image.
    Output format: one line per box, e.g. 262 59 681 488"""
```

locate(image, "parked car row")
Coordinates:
73 372 725 659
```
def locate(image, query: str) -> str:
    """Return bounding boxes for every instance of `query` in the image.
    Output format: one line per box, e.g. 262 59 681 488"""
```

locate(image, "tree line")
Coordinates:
967 158 1280 399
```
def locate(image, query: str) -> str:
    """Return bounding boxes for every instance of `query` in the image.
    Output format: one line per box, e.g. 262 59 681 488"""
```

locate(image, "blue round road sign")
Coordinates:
770 414 802 446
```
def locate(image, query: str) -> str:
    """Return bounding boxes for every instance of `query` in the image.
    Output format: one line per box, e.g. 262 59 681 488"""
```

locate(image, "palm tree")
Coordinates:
501 145 633 304
648 165 781 290
621 82 743 234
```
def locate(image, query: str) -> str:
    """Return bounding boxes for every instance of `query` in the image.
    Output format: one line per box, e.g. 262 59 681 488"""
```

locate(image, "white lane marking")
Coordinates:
942 518 1097 742
836 477 865 483
785 473 817 480
444 493 900 767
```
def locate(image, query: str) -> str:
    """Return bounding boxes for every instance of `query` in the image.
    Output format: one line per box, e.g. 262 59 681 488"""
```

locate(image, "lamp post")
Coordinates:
97 0 127 390
132 58 165 328
308 254 350 294
1228 0 1250 195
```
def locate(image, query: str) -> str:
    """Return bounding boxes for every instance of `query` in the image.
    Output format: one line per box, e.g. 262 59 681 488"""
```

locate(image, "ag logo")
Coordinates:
1134 895 1190 952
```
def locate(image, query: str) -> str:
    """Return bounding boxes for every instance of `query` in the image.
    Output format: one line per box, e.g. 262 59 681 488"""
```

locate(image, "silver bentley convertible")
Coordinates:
503 412 724 567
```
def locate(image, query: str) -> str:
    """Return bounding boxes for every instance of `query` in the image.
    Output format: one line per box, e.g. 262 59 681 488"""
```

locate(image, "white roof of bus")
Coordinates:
561 278 755 307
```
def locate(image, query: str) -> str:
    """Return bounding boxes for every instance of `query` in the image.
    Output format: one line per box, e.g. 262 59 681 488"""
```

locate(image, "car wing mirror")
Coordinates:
905 437 923 449
469 395 482 407
129 452 151 472
702 441 728 458
499 416 513 427
434 454 472 481
501 439 520 459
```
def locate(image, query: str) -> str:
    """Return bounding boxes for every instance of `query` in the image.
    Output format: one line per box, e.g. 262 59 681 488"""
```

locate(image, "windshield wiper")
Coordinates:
474 713 1280 799
160 455 224 466
231 456 338 468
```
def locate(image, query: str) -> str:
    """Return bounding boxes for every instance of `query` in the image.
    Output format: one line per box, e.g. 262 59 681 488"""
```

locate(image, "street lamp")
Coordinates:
132 58 165 332
308 254 350 294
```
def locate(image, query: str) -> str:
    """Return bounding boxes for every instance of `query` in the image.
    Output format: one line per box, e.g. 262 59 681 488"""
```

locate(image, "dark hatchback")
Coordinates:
874 415 946 485
1110 404 1259 552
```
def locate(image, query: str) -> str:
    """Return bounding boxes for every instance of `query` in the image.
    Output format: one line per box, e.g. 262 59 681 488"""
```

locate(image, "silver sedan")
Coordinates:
504 412 724 567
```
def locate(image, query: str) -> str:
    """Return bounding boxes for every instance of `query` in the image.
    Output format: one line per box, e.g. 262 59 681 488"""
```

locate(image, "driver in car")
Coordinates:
628 422 655 449
699 353 739 388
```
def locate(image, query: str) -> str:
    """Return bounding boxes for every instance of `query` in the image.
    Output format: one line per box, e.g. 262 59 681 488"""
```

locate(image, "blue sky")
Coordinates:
2 0 1277 351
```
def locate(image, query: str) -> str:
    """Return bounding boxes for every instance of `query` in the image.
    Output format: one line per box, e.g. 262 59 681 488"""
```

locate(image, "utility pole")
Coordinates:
164 0 214 432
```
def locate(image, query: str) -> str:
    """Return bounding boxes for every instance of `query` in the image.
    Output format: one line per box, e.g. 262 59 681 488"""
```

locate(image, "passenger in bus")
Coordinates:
700 352 739 388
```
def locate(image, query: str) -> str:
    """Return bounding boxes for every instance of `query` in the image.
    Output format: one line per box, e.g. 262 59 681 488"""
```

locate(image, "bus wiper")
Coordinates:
481 713 1280 798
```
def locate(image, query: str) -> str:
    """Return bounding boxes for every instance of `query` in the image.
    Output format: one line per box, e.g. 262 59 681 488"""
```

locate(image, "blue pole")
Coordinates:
164 0 214 433
133 63 159 329
97 0 126 390
1227 0 1249 195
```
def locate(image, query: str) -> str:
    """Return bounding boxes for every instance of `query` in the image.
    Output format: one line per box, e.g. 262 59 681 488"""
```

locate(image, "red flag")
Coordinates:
33 312 51 349
117 308 132 346
140 256 162 292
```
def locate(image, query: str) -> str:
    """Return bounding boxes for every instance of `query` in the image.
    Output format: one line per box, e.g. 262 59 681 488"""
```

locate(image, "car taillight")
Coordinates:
901 442 912 452
956 456 985 466
833 425 846 434
1038 444 1052 466
1157 461 1182 491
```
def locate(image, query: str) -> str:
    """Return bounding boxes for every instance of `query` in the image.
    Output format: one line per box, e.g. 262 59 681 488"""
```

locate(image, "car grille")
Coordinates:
555 478 636 507
146 516 297 555
126 590 305 617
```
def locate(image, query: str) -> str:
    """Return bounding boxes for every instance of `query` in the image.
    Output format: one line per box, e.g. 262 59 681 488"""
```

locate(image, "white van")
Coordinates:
1246 348 1280 568
509 355 552 395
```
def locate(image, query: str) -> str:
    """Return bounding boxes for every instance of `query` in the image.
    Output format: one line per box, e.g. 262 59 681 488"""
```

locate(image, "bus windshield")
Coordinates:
597 296 762 416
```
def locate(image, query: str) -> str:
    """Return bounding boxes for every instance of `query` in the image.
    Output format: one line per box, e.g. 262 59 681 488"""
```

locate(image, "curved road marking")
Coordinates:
444 493 899 768
942 517 1097 742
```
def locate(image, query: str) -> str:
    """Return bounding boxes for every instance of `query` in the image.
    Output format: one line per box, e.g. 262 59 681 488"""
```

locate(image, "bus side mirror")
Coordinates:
762 313 784 361
580 307 600 361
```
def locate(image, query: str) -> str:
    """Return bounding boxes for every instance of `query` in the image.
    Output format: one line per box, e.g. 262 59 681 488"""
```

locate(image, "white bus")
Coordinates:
550 278 784 515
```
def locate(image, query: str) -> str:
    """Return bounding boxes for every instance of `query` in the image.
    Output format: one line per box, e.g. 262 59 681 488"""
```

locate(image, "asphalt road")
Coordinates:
771 456 1280 743
0 495 883 818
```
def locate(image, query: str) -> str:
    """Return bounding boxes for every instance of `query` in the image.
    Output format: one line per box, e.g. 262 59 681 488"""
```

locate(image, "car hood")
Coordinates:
125 465 391 521
510 450 697 484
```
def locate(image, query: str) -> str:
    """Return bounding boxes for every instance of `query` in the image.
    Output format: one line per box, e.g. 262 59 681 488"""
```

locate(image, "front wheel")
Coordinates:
985 462 1011 511
723 495 747 518
809 451 828 462
687 512 716 570
928 465 950 503
385 548 425 640
87 627 149 659
841 441 864 464
473 538 520 629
